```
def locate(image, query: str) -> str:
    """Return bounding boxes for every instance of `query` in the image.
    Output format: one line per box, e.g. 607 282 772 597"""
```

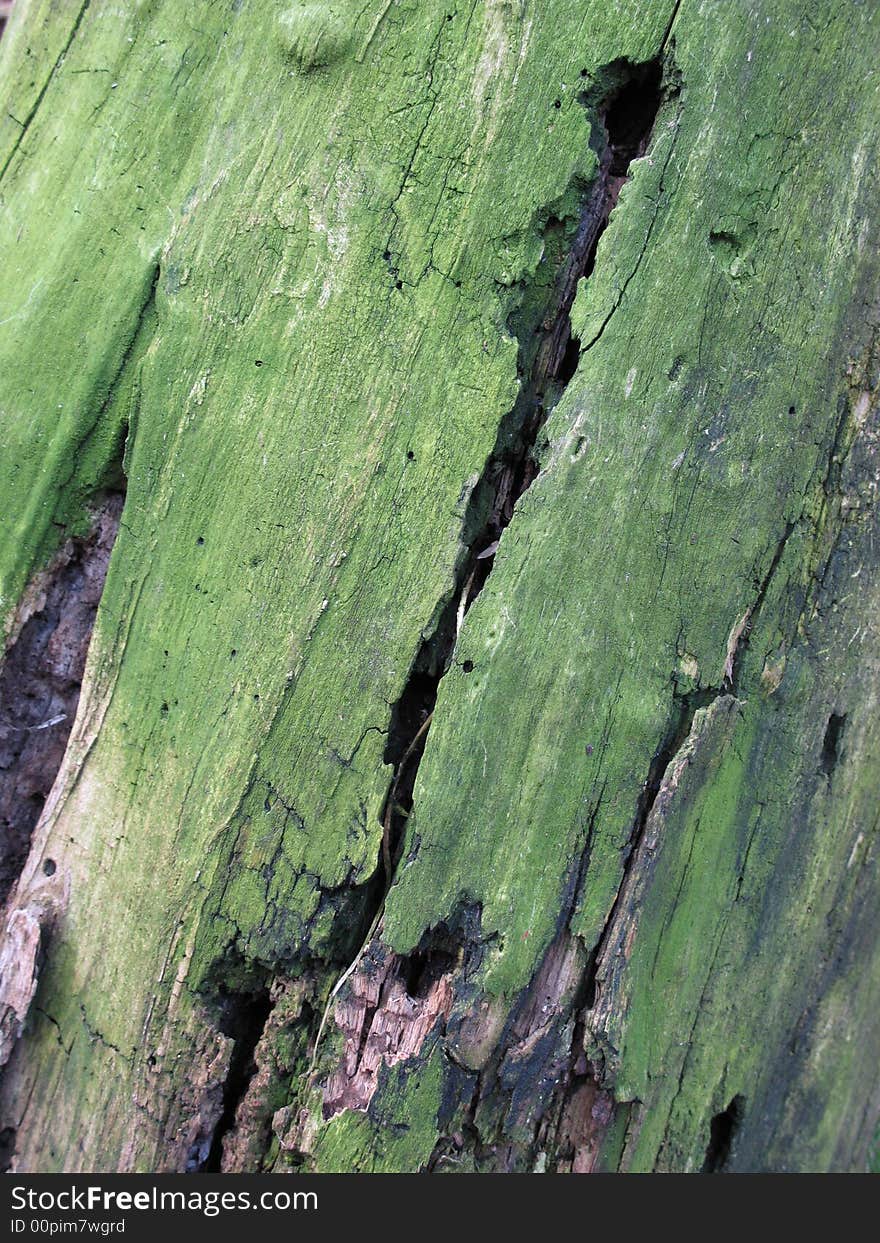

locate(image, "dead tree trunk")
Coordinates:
0 0 878 1173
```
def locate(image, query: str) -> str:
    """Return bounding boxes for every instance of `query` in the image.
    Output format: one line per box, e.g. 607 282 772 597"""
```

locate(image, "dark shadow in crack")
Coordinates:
0 491 124 901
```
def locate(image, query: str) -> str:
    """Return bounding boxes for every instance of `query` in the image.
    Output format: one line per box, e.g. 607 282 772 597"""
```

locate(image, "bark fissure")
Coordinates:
97 263 161 430
310 57 678 1163
723 521 795 693
380 52 670 904
820 712 846 777
445 508 795 1169
307 59 671 1116
582 515 796 1008
541 382 863 1166
535 518 797 1165
198 979 274 1172
0 493 124 902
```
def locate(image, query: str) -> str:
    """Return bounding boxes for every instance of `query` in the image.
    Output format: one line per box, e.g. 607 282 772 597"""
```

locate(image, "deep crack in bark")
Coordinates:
193 960 274 1172
311 52 673 1153
0 493 124 902
213 48 677 1164
380 54 671 893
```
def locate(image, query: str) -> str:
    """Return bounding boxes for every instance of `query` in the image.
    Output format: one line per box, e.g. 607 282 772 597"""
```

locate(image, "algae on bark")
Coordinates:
0 0 878 1173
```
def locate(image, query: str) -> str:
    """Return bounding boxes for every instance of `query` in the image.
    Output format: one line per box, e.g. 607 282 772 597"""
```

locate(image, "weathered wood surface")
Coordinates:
0 0 878 1173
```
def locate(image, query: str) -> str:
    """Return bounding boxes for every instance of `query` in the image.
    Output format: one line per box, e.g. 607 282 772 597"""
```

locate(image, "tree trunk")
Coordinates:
0 0 878 1174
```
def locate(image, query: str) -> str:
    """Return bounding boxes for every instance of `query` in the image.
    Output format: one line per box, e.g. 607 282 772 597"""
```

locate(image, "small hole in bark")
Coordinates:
196 536 204 545
407 450 415 460
820 712 846 776
395 279 403 290
702 1095 744 1173
788 405 796 415
230 649 237 657
462 660 474 674
602 59 664 176
161 702 169 715
553 98 561 109
42 858 56 876
401 944 457 999
254 360 263 367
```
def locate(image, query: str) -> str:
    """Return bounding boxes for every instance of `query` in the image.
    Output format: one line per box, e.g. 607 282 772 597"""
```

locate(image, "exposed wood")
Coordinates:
0 0 878 1173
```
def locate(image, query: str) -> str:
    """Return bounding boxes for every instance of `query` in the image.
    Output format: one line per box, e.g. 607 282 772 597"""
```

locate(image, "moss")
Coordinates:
1 0 878 1172
312 1043 444 1172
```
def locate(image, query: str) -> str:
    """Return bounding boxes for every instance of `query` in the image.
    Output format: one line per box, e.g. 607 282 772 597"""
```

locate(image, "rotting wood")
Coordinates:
308 45 673 1105
0 494 123 902
0 0 878 1174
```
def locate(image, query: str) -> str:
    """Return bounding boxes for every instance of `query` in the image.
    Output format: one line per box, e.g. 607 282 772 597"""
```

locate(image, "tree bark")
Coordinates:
0 0 878 1173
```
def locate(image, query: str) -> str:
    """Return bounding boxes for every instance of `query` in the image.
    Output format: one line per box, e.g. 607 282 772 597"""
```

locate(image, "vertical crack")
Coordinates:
305 51 674 1149
580 515 796 1013
195 968 274 1173
0 491 124 902
819 712 846 778
0 0 93 187
379 56 670 895
307 60 672 1083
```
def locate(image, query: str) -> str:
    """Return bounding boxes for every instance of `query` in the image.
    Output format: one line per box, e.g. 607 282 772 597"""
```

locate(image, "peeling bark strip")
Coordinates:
579 517 796 1012
316 55 671 1120
0 494 123 902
